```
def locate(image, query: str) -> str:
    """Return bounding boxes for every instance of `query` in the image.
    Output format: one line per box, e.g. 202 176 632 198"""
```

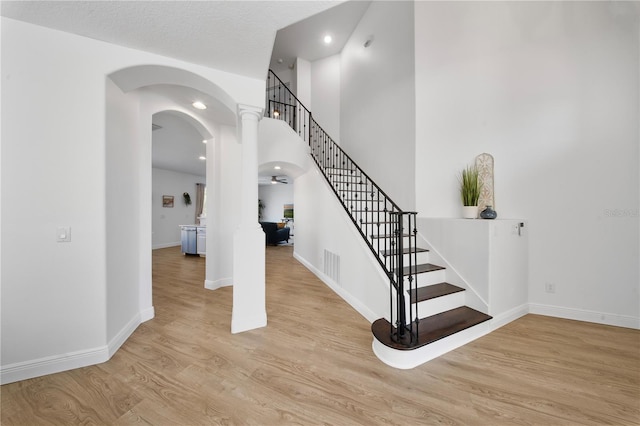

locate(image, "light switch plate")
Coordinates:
57 226 71 242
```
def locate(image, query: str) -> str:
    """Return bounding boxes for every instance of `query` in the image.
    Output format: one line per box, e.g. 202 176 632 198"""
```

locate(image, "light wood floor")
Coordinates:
2 245 639 425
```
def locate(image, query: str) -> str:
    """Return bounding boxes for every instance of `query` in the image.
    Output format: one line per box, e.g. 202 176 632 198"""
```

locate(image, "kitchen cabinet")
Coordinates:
180 225 206 256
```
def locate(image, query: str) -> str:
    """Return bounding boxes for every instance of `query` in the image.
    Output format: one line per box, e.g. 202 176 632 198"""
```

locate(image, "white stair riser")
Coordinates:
373 253 432 273
415 291 465 318
399 252 430 265
401 269 446 286
352 212 402 223
372 321 491 369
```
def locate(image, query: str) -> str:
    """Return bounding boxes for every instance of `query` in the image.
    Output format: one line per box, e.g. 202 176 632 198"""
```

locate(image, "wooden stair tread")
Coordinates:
397 263 444 276
409 282 464 304
381 247 429 256
371 306 492 351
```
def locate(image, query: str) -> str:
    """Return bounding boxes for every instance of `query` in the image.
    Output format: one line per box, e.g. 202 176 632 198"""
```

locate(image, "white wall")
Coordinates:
310 54 341 143
414 2 639 325
205 124 243 290
105 78 143 347
152 168 204 248
2 19 112 372
294 58 311 107
294 167 389 323
340 0 416 211
258 118 387 321
258 184 294 223
0 17 261 383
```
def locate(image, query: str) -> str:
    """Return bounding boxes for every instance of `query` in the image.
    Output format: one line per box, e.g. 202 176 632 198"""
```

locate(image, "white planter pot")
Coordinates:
462 206 478 219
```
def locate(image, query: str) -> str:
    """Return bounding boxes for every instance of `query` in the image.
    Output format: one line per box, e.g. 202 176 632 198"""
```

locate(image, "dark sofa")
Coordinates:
259 222 290 245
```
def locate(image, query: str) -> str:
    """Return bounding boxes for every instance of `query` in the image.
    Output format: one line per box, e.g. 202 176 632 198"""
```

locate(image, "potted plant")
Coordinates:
459 165 480 218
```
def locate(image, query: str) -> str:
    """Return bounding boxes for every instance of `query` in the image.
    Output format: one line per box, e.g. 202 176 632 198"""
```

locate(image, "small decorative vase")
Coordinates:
462 206 478 219
480 205 497 219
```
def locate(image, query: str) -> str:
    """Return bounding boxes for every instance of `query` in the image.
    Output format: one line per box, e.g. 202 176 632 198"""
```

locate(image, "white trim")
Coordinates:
140 306 155 323
107 314 142 358
152 241 180 250
204 278 233 290
489 303 529 329
415 227 489 311
293 251 379 323
0 346 109 385
529 303 640 329
231 312 267 334
372 321 491 369
0 310 149 385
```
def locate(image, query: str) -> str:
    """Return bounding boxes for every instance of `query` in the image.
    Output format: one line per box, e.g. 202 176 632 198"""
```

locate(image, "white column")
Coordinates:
231 105 267 333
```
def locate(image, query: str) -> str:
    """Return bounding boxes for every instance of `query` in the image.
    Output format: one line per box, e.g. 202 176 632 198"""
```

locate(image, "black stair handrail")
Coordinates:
265 69 419 347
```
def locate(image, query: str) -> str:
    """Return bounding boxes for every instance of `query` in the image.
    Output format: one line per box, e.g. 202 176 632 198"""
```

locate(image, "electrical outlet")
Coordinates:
545 282 556 293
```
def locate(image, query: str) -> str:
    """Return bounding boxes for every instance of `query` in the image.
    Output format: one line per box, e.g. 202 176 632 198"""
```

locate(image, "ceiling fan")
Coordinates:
271 176 288 184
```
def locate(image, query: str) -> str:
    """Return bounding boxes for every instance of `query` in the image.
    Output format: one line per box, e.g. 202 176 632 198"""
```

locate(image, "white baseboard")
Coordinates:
140 306 155 323
231 312 267 334
152 242 180 250
529 303 640 329
490 303 529 330
0 309 149 385
204 278 233 290
0 345 109 385
108 314 143 358
293 251 378 323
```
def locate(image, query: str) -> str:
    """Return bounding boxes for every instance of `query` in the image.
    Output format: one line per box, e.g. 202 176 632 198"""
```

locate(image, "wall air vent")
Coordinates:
323 249 340 285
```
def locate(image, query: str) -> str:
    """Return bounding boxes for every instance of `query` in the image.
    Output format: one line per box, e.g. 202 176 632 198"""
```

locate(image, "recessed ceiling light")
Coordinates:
274 166 281 170
202 139 207 144
323 34 332 44
192 101 207 110
199 156 206 160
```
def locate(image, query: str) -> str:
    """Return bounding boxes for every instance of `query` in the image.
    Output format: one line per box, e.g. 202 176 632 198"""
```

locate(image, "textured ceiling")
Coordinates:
1 0 367 179
1 0 342 79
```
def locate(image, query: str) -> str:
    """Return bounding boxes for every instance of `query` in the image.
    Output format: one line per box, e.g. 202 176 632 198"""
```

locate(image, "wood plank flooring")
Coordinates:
2 245 639 425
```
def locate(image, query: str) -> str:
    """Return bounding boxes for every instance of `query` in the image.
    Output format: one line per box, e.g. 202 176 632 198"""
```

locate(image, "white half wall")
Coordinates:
152 168 205 249
414 2 639 325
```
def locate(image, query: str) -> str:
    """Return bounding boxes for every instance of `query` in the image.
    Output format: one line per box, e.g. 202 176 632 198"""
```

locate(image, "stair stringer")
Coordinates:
370 221 494 369
415 218 529 329
413 229 489 316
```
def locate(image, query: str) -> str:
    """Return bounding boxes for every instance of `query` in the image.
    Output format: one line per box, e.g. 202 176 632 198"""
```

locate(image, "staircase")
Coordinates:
265 69 492 368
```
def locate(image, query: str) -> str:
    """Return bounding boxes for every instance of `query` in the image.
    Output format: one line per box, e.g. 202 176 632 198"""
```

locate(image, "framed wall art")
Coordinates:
162 195 174 208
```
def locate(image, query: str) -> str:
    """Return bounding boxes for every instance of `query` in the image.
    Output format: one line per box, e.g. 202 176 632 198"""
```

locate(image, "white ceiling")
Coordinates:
152 110 208 177
1 0 370 179
269 0 371 73
0 0 342 80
